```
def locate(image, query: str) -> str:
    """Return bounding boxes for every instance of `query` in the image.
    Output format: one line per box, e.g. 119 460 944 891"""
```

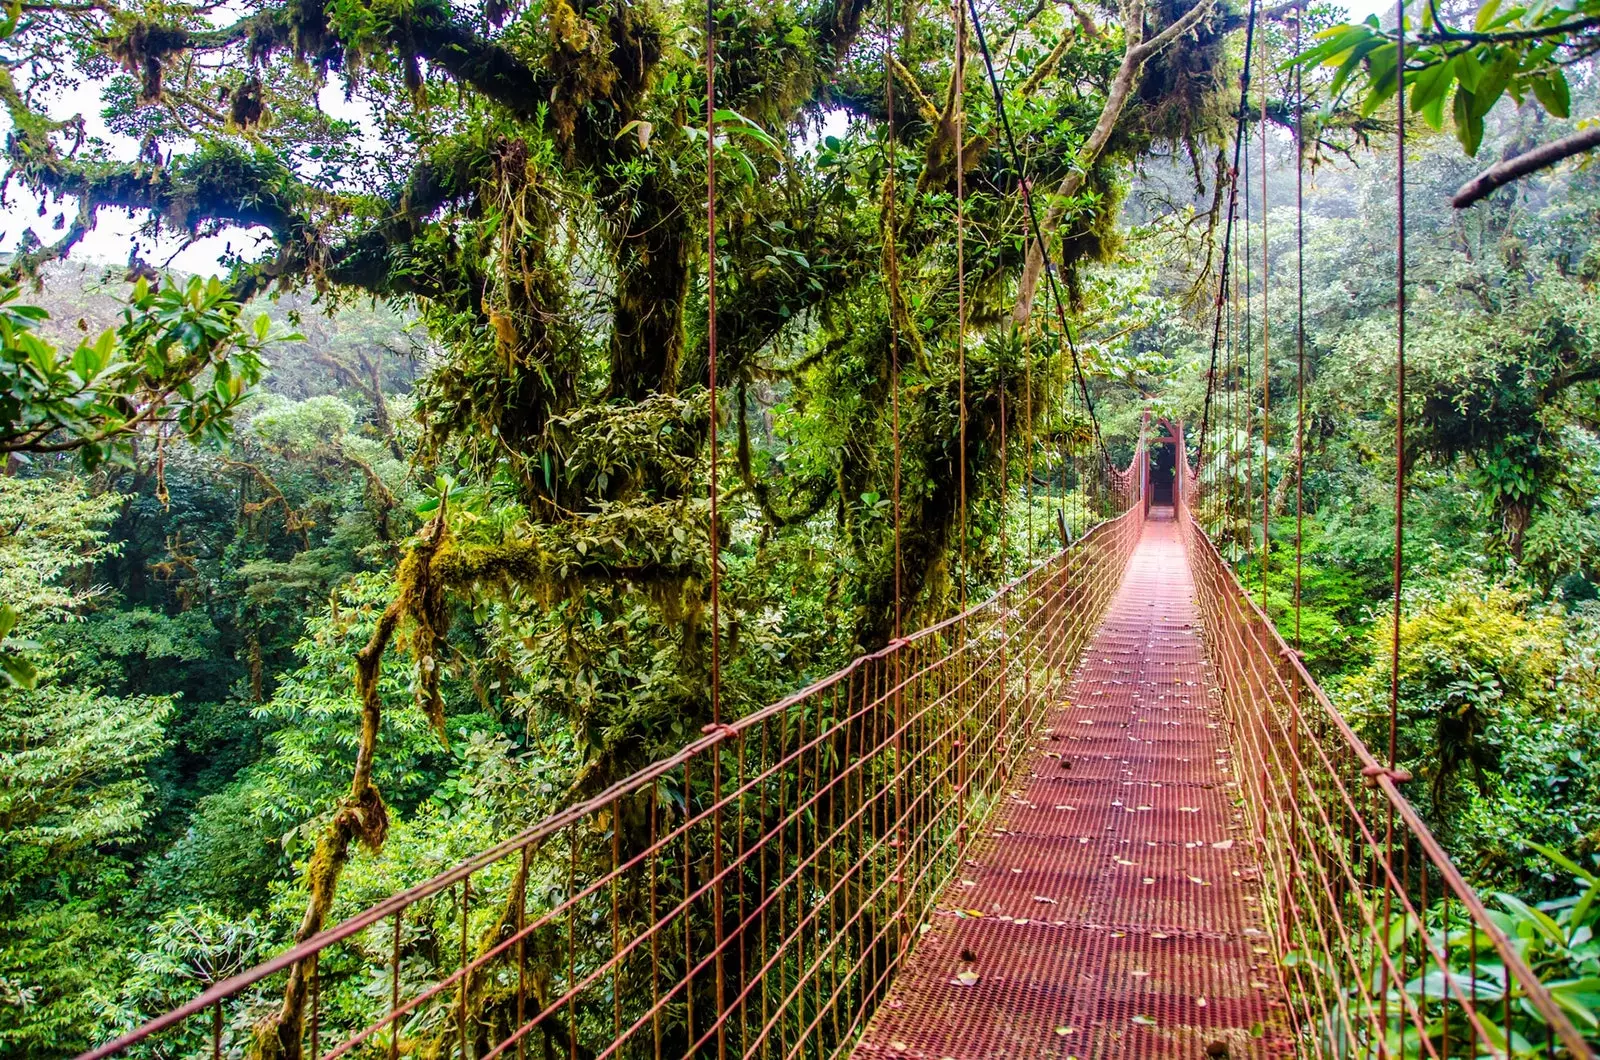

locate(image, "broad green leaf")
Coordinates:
1573 879 1600 927
1455 88 1486 154
1409 60 1457 130
1531 70 1571 117
1497 891 1566 947
69 342 98 383
1361 44 1400 115
1524 840 1597 884
1329 37 1388 99
1548 979 1600 1027
0 652 36 689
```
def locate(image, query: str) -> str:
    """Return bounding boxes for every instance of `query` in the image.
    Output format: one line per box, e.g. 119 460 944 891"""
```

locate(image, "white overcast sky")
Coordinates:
0 0 1393 279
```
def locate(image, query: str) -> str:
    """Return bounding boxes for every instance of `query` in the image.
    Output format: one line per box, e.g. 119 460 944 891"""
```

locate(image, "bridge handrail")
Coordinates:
1177 447 1593 1059
82 526 1115 1059
82 437 1150 1060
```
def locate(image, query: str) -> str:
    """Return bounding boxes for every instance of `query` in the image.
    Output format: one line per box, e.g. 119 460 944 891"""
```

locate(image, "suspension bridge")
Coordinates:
71 0 1600 1053
78 427 1593 1060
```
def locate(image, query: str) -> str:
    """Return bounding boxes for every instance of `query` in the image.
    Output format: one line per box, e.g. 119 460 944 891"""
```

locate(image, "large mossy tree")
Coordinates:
4 0 1234 1049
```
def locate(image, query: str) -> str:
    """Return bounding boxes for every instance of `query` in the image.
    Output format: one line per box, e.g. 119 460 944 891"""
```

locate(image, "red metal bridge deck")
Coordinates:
855 509 1288 1060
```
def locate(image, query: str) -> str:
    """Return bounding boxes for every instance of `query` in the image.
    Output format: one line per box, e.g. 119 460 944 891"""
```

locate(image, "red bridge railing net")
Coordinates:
87 455 1147 1060
1175 458 1592 1060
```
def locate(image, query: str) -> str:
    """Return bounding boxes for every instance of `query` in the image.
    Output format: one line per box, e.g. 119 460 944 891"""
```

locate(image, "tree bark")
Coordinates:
1452 123 1600 208
1011 0 1220 327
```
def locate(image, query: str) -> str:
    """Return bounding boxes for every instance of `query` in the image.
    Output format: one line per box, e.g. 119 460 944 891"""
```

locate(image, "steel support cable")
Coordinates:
704 0 721 729
702 2 728 1053
881 0 910 996
1294 10 1305 650
1290 21 1311 1051
1025 322 1034 565
954 0 971 837
1230 225 1239 526
1388 0 1406 776
1243 119 1253 571
1195 0 1259 478
1382 0 1408 1044
963 0 1111 470
956 0 969 615
885 0 903 642
1259 26 1271 613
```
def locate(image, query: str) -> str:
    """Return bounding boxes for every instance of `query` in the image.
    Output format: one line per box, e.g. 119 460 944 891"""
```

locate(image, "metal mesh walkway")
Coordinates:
853 508 1289 1060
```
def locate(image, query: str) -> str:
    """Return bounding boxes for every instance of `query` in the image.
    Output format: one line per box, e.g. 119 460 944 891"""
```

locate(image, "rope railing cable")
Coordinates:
1195 0 1258 477
964 0 1111 470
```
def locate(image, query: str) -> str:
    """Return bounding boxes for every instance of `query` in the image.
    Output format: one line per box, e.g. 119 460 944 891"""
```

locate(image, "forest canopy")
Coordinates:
2 0 1600 1051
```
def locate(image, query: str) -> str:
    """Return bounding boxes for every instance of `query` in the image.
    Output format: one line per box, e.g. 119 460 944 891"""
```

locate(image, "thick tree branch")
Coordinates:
1418 14 1600 45
1018 30 1077 98
1065 0 1104 40
1452 123 1600 207
1011 0 1220 327
890 54 941 123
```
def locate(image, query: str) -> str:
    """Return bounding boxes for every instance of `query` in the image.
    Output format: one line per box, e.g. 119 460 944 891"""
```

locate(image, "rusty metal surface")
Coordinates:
854 509 1290 1060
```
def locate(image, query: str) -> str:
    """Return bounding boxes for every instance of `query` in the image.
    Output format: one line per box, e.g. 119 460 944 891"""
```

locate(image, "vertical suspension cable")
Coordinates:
966 0 1111 472
702 2 726 1053
1232 143 1242 547
955 0 968 613
704 0 721 727
1242 111 1253 572
885 0 912 979
1389 0 1407 774
1259 27 1271 613
1056 308 1067 538
998 336 1009 579
886 0 902 640
1294 10 1306 650
1231 180 1243 540
1063 322 1078 535
1025 326 1034 563
1196 0 1257 500
951 0 971 859
1381 3 1409 1044
1000 368 1009 576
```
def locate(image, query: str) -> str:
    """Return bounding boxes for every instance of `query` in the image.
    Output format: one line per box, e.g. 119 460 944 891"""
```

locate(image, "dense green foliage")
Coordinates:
0 0 1598 1049
1300 0 1600 157
1182 86 1600 893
